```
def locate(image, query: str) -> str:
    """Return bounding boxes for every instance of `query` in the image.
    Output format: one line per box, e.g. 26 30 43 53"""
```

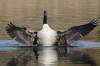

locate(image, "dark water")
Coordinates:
5 46 100 66
0 40 100 66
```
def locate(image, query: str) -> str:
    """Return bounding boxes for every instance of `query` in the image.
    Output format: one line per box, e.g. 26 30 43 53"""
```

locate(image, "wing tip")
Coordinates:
90 19 99 26
6 22 19 32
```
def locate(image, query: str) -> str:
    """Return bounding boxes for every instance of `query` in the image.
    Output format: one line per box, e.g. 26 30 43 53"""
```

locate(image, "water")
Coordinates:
0 40 100 66
0 40 100 50
0 0 100 66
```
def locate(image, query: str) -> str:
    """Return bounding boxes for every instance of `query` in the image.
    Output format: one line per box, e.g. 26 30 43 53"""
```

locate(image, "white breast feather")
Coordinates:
38 24 57 46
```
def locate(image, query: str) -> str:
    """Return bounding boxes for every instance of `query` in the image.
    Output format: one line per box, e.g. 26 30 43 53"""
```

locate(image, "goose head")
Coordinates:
38 11 57 46
43 11 47 24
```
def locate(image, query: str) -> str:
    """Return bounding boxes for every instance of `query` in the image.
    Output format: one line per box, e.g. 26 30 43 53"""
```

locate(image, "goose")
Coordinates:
6 11 99 46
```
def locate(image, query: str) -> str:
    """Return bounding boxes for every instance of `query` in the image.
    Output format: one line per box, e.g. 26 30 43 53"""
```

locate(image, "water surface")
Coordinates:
0 40 100 66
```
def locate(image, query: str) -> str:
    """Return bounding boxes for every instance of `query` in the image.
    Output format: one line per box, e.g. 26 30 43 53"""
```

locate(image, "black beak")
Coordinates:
43 11 47 24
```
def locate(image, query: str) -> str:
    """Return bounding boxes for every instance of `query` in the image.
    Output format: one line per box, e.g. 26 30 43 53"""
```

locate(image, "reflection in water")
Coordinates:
57 47 97 66
15 48 35 66
39 47 57 66
8 47 39 66
7 46 97 66
7 58 17 66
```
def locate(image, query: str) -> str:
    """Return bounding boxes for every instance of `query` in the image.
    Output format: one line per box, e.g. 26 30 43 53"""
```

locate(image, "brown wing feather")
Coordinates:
58 19 99 44
6 22 37 45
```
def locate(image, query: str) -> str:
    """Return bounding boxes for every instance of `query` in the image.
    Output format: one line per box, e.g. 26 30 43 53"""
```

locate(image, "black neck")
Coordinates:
43 11 47 24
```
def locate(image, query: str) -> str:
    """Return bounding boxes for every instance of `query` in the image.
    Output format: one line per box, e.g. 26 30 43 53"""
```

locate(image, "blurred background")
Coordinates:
0 0 100 41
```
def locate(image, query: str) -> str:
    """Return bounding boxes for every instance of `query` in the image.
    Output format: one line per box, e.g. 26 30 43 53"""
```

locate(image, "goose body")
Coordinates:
38 24 57 46
6 11 99 46
37 11 57 46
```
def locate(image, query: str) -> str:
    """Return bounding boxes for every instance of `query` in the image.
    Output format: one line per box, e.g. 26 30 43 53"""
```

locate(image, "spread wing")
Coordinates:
6 22 37 45
57 19 99 44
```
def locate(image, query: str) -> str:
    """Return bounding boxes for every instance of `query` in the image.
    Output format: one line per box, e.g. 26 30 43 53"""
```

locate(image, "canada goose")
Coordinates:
6 11 99 46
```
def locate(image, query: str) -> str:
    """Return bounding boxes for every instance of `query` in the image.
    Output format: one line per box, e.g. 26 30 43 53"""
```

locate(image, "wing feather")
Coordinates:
58 19 99 44
6 22 37 45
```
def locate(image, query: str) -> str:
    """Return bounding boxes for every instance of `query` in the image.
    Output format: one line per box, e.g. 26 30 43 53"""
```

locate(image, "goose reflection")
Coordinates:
7 47 39 66
39 47 57 66
57 47 97 66
7 46 97 66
